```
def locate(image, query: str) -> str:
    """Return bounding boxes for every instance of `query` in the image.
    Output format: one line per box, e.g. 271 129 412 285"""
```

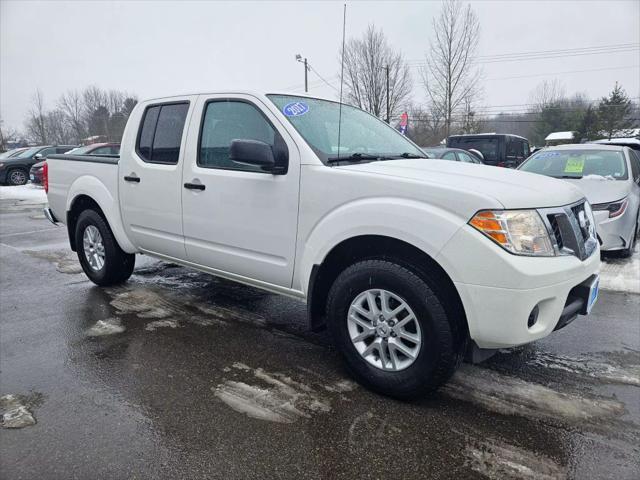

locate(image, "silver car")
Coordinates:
518 144 640 256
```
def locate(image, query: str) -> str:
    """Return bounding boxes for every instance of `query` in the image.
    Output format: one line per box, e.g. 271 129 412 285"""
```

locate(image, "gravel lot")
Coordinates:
1 185 639 479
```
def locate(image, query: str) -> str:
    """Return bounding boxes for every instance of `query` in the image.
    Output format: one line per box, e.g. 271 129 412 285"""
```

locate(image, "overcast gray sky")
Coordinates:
1 0 639 129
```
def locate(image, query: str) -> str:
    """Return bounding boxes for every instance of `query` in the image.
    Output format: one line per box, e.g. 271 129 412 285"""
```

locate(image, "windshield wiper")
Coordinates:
556 175 583 179
327 153 381 164
398 152 426 159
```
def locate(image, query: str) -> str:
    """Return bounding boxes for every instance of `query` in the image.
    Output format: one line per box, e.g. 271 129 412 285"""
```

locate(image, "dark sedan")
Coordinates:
421 147 484 164
0 145 77 185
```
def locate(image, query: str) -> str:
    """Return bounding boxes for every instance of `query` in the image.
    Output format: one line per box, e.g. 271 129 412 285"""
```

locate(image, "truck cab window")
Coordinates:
136 103 188 164
198 100 276 172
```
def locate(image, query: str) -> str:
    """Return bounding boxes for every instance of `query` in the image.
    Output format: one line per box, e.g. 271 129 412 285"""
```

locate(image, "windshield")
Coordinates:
448 137 498 162
66 145 95 155
268 95 425 163
0 148 23 159
519 149 628 180
12 147 41 159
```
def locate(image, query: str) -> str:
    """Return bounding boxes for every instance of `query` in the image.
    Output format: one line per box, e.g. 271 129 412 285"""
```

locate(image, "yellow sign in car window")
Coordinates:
564 156 585 174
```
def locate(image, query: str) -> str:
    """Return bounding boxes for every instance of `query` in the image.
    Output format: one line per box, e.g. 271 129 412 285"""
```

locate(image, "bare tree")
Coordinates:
423 0 480 136
25 90 48 144
58 90 86 143
529 79 566 110
341 25 412 120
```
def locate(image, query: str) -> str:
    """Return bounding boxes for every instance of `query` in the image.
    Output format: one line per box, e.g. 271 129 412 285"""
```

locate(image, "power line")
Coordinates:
409 44 639 66
308 65 340 93
486 65 640 81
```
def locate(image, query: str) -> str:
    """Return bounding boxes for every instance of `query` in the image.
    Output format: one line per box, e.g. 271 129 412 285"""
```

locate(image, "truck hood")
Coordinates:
560 177 630 206
337 159 585 209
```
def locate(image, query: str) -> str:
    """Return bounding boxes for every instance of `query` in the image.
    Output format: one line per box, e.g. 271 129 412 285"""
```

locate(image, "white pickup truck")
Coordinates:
44 91 600 398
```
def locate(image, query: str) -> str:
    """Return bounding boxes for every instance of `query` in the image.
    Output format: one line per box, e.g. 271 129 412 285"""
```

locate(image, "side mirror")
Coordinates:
229 139 275 171
33 153 44 160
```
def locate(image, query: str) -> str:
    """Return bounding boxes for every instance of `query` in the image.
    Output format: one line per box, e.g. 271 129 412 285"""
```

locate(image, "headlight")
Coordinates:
592 197 628 218
0 162 4 168
469 209 554 256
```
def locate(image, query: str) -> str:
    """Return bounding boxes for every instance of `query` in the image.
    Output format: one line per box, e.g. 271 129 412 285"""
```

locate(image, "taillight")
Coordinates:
43 161 48 193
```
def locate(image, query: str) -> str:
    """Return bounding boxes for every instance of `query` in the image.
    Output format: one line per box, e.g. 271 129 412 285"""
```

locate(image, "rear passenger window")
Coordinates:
198 100 276 172
136 103 189 164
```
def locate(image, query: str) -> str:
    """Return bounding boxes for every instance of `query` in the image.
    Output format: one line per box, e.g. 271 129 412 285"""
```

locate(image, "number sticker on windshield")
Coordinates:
564 156 585 174
282 102 309 117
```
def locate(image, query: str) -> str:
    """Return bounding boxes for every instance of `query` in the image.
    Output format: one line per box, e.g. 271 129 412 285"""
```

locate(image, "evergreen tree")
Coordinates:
598 82 632 140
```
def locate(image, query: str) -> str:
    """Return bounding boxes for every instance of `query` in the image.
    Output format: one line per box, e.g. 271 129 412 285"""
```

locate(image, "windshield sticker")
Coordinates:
537 151 561 158
282 102 309 117
564 156 585 174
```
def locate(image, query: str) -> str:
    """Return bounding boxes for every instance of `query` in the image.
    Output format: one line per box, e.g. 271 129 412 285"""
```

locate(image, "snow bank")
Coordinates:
0 184 47 203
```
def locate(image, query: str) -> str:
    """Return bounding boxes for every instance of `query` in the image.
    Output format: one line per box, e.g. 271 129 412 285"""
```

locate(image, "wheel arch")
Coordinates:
65 179 136 253
307 234 469 351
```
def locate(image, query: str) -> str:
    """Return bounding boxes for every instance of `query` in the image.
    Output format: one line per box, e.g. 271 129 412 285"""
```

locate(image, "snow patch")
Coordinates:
23 249 83 274
145 319 179 331
86 318 125 336
465 437 567 480
213 364 331 423
0 394 36 429
599 245 640 294
0 184 47 203
445 365 626 426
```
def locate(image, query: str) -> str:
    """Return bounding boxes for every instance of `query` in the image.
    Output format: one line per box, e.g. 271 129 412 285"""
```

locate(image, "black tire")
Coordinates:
75 209 135 286
7 168 28 186
327 259 457 399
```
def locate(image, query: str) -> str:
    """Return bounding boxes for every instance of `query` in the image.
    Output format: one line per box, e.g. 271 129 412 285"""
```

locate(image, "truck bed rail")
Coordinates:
47 154 119 165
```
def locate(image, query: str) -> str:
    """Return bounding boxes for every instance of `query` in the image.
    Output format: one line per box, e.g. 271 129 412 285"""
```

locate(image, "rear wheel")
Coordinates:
7 168 28 186
75 209 135 286
326 259 457 399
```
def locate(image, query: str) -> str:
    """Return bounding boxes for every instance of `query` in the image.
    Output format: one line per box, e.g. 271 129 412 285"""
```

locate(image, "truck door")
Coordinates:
120 98 195 259
181 94 300 288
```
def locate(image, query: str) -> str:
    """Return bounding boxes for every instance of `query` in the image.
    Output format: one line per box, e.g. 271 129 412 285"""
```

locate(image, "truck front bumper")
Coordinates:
437 225 600 349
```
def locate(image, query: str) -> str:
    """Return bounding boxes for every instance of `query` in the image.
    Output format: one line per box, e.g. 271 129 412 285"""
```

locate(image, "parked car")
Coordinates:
0 145 77 185
518 144 640 256
592 137 640 151
65 143 120 156
29 161 46 185
44 91 599 398
0 147 29 159
447 133 531 168
421 147 483 164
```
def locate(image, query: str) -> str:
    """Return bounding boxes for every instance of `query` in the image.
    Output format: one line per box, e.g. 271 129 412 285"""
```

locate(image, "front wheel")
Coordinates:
7 169 28 185
75 209 135 286
326 259 457 399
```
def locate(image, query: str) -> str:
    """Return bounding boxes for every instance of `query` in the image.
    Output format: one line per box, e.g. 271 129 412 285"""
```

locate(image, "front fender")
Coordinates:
67 175 137 253
295 197 465 294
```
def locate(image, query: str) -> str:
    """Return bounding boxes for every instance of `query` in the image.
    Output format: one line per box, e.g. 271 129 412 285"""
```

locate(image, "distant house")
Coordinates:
545 131 576 146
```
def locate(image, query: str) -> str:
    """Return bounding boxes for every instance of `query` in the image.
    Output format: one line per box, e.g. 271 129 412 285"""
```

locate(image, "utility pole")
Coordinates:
385 65 390 123
295 54 310 93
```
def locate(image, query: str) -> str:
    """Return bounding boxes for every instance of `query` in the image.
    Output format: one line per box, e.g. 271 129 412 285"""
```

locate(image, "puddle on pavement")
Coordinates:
523 351 640 387
213 363 338 424
86 318 125 337
0 393 44 429
445 365 627 428
24 249 83 274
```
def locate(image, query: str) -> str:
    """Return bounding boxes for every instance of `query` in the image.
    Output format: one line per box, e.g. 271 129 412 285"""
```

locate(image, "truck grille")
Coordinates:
541 200 598 260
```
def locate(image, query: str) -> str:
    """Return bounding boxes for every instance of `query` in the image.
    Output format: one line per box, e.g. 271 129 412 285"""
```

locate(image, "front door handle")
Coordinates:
124 175 140 183
184 182 205 191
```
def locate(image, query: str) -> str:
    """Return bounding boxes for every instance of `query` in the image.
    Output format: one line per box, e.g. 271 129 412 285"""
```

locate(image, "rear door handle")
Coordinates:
184 182 205 191
124 175 140 183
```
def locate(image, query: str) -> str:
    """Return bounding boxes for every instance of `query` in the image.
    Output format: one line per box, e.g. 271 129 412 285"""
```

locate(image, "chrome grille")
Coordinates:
540 200 598 260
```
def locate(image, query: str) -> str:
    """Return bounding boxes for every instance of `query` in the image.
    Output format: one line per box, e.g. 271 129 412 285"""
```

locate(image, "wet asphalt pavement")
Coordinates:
1 192 639 480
